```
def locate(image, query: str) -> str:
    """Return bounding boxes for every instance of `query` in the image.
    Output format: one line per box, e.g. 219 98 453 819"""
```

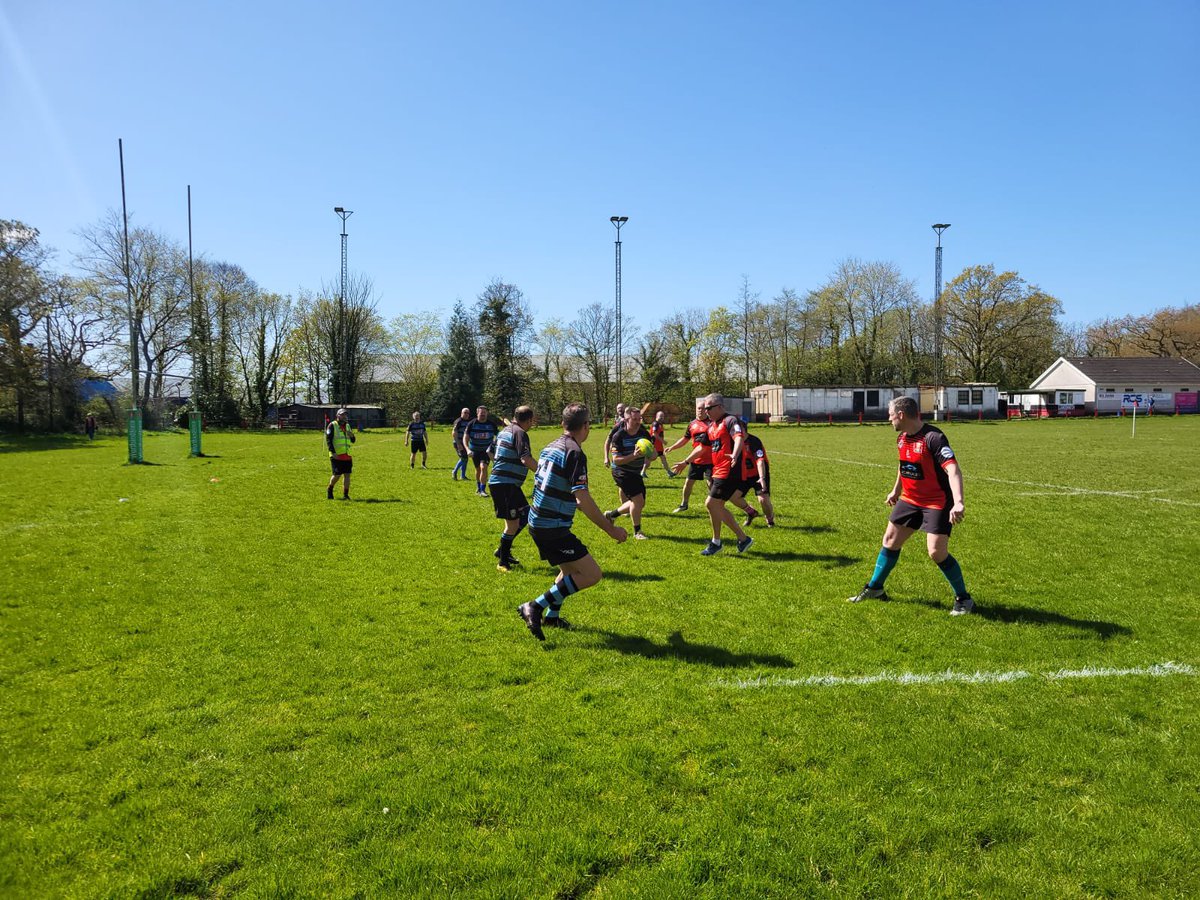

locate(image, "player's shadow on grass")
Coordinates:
753 550 859 568
603 571 666 583
582 628 794 669
355 498 405 504
974 602 1132 638
899 597 1131 638
769 524 837 534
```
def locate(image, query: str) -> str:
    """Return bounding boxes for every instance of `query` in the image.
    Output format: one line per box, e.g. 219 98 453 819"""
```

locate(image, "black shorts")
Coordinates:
688 462 713 481
708 477 741 501
455 444 468 458
612 468 646 499
409 439 426 452
529 526 590 567
889 499 952 536
743 462 771 496
490 483 530 521
330 457 353 475
472 450 490 467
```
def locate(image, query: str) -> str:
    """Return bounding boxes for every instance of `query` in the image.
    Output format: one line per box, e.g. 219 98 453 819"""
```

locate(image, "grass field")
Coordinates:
2 416 1199 898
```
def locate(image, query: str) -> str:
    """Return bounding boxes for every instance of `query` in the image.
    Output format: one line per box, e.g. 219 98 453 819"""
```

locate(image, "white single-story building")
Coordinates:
750 383 1000 421
1025 357 1200 414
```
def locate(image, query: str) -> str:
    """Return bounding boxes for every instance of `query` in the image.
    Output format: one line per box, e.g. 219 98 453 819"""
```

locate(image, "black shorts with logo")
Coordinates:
330 457 353 475
410 439 426 453
529 526 590 567
688 462 713 481
742 462 771 496
490 483 530 521
708 476 741 501
612 468 646 499
471 450 490 467
889 499 953 536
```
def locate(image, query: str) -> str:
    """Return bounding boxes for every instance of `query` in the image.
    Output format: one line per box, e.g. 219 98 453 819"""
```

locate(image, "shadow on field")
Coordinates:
0 434 99 453
973 602 1132 638
769 523 837 534
354 498 405 504
897 596 1132 638
604 571 666 583
752 550 859 568
580 627 794 669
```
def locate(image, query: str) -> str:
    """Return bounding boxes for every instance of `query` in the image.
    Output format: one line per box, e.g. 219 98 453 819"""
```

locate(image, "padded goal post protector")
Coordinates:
127 409 143 464
189 411 203 457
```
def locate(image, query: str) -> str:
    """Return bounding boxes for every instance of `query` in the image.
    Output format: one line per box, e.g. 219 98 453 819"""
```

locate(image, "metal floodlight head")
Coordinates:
334 207 344 213
932 223 950 231
610 216 628 224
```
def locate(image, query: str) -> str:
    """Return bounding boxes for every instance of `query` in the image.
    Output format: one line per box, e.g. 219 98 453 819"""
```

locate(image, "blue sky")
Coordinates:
3 0 1197 331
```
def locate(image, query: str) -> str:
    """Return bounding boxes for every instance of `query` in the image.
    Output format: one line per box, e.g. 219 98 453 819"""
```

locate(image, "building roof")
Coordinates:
1059 356 1200 384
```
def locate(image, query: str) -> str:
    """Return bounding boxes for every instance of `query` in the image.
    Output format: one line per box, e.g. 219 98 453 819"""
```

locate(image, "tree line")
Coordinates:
3 215 1197 431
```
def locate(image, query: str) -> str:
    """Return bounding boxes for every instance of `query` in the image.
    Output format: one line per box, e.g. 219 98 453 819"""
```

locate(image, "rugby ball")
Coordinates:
635 438 656 459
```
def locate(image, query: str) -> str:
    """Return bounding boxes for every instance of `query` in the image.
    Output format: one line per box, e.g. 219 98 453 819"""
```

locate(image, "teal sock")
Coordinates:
538 575 578 617
868 547 901 589
937 555 968 596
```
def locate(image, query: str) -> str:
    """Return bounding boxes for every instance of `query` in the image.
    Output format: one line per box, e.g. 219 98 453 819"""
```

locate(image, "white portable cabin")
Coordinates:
751 385 917 421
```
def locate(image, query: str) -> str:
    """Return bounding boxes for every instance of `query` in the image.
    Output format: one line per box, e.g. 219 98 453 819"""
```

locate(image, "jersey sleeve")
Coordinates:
564 447 589 491
516 429 532 460
926 430 957 468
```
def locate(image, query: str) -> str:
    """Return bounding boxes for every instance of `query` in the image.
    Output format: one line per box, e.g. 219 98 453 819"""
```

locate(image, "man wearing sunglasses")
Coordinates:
672 394 753 555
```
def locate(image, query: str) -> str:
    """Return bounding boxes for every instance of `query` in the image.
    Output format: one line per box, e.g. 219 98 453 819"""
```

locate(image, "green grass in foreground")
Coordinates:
1 417 1198 898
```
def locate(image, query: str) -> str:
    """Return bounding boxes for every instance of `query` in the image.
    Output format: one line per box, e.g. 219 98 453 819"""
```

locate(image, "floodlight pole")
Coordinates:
932 224 950 416
610 216 628 406
119 139 139 409
334 207 353 405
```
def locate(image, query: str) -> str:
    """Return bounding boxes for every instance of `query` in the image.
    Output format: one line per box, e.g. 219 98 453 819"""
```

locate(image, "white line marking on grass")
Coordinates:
774 451 1200 507
722 662 1196 689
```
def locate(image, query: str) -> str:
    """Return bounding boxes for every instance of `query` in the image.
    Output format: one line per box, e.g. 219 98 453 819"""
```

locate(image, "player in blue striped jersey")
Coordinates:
488 406 537 571
518 403 627 641
405 411 428 468
462 406 499 496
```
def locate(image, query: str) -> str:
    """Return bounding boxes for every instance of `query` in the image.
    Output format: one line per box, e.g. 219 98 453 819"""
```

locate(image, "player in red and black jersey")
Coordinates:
664 400 713 512
672 394 752 555
847 396 975 615
641 410 675 478
736 429 775 528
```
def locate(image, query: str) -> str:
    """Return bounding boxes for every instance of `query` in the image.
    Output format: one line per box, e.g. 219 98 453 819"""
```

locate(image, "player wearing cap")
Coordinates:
325 408 356 500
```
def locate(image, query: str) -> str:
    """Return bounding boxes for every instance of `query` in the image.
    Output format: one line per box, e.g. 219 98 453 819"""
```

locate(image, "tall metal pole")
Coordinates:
610 216 628 405
334 207 353 405
932 224 950 416
119 139 139 409
187 185 197 406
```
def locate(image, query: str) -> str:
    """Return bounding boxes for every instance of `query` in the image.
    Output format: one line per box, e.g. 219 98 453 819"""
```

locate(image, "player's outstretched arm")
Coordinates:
671 445 702 474
575 489 628 542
